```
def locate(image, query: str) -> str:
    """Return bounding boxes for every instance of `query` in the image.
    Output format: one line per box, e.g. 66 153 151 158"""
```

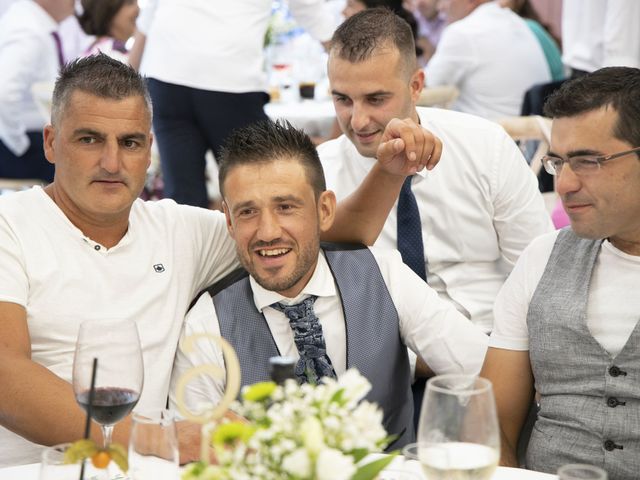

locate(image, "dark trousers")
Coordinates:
0 132 54 182
147 78 269 207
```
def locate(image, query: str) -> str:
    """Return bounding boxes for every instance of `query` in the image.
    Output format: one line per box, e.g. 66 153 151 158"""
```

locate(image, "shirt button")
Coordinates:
607 397 619 408
609 366 621 377
94 245 101 251
604 439 622 451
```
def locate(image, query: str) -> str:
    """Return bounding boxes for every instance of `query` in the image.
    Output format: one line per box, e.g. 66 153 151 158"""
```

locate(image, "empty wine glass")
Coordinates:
73 318 144 447
128 409 179 480
412 374 500 480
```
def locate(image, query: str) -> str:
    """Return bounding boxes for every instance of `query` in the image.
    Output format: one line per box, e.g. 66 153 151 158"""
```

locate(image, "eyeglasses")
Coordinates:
542 146 640 176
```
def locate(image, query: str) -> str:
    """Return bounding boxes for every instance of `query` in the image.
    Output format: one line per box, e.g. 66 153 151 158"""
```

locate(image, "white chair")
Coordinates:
417 85 460 109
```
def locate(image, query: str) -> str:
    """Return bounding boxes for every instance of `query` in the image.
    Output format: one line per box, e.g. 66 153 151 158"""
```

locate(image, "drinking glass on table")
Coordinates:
558 464 608 480
407 374 500 480
40 443 107 480
128 410 179 480
73 318 144 447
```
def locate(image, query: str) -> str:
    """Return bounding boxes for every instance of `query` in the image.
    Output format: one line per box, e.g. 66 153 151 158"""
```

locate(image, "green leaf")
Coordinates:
107 443 129 473
351 453 398 480
349 448 370 463
63 439 99 465
242 382 277 402
329 388 345 405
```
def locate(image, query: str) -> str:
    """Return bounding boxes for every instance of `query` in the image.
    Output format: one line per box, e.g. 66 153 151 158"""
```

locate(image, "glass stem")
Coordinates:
101 424 114 447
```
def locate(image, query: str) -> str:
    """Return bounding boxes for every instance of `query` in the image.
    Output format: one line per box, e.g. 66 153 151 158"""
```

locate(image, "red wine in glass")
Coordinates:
73 319 144 447
76 387 140 425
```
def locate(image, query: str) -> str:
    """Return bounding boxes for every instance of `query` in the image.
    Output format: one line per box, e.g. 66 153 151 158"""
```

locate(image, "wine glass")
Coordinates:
40 443 107 480
411 374 500 480
558 464 608 480
73 318 144 447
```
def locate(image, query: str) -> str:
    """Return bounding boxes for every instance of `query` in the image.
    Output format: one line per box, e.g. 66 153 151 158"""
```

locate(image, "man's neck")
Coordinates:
44 184 130 249
610 236 640 256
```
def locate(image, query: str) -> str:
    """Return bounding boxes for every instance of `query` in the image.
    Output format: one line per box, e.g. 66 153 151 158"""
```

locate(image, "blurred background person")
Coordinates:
78 0 140 63
0 0 74 183
411 0 445 64
499 0 564 82
131 0 337 208
562 0 640 78
425 0 550 120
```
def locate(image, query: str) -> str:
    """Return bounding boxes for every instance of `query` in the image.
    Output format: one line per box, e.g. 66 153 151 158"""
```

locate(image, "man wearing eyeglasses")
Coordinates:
481 67 640 479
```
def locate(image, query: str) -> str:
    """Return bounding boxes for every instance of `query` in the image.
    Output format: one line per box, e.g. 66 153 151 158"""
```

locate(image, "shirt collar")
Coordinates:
250 251 337 312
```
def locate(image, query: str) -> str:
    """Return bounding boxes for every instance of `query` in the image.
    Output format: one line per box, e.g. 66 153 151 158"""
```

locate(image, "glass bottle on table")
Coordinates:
409 374 500 480
73 318 144 447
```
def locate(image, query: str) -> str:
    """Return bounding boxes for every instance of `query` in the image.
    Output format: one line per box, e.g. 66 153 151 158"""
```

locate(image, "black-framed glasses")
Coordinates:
542 146 640 176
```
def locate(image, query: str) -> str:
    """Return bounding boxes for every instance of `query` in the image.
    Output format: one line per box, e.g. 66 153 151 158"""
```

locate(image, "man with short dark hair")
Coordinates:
319 9 552 335
0 53 439 466
482 67 640 479
170 120 488 449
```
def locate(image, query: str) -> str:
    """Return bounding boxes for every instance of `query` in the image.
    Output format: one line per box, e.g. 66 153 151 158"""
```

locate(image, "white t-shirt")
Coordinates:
0 0 59 155
0 187 239 466
490 230 640 356
318 107 553 334
170 248 488 412
425 1 550 120
562 0 640 73
138 0 337 93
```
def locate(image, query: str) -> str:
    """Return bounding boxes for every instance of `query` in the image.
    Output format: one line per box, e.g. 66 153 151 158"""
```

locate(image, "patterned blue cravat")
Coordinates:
397 176 427 281
271 296 337 384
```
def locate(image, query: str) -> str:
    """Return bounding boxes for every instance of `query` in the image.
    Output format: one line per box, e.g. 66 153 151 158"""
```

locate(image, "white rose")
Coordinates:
316 448 356 480
282 448 312 478
338 369 372 406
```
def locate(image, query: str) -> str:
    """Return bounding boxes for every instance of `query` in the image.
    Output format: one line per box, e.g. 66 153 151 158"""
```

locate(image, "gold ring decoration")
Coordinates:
174 333 241 424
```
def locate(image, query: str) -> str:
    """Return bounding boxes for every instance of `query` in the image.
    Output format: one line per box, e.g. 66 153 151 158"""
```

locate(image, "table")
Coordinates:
0 462 557 480
265 99 337 139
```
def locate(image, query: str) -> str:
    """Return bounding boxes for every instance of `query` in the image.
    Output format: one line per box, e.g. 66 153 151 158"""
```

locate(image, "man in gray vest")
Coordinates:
170 120 488 449
482 67 640 479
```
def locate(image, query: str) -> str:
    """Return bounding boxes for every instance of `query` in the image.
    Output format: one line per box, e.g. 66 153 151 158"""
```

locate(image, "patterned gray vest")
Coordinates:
210 244 415 449
526 229 640 479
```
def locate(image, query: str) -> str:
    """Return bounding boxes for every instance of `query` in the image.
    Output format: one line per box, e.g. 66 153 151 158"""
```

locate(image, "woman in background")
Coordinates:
78 0 139 63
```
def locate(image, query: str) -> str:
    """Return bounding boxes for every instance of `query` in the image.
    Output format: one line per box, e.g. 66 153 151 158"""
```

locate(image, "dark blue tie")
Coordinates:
271 296 337 384
397 176 427 281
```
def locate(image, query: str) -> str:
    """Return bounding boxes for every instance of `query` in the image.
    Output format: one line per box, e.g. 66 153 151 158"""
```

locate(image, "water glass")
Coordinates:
414 374 500 480
558 464 608 480
39 443 108 480
128 410 179 480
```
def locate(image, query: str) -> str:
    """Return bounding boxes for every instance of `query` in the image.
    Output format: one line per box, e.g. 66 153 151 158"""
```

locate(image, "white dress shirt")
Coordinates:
561 0 640 73
170 247 488 412
425 1 550 119
0 0 60 155
318 107 553 333
490 230 640 358
138 0 337 93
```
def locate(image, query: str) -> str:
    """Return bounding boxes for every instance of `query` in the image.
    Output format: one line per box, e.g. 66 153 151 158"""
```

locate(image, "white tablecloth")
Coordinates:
265 99 336 138
0 462 557 480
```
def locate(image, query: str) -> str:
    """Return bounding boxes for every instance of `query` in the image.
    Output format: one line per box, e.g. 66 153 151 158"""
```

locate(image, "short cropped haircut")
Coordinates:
51 53 152 125
330 8 417 75
218 120 326 199
78 0 127 37
544 67 640 149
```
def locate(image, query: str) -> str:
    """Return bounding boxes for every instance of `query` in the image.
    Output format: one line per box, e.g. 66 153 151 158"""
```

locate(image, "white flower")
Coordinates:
282 448 312 477
338 369 372 407
316 448 356 480
302 416 325 455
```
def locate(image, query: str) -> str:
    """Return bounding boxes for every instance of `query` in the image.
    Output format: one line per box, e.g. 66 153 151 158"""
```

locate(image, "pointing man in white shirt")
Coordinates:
318 8 552 335
170 120 488 449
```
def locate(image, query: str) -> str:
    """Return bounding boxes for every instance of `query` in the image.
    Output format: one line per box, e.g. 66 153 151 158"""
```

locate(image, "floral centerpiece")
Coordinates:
182 369 396 480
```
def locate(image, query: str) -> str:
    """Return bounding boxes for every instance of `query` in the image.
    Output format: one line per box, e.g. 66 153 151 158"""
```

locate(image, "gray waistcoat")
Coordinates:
526 229 640 480
211 244 414 449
